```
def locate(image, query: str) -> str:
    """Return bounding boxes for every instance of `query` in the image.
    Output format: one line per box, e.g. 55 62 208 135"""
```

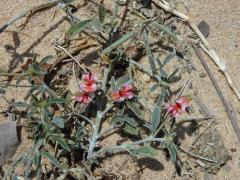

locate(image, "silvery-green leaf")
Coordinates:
131 146 158 157
39 55 54 65
123 124 139 135
116 75 132 88
143 30 156 73
55 137 70 152
41 152 61 168
151 22 179 41
67 19 93 38
162 50 176 67
103 31 137 54
98 4 106 23
167 144 177 162
48 98 66 104
151 105 161 131
126 101 144 120
52 117 64 129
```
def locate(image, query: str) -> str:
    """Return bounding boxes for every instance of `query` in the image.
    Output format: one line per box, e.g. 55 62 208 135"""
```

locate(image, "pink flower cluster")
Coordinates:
112 84 134 102
75 73 97 104
166 96 190 118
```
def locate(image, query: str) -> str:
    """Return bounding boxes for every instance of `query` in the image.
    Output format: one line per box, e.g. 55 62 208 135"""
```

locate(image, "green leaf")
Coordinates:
151 105 161 132
12 101 29 107
167 144 177 162
55 137 71 152
98 4 106 23
67 19 93 38
143 30 156 73
16 73 26 86
126 101 144 120
162 51 176 67
48 98 66 104
52 117 64 129
151 22 179 41
124 117 138 127
167 68 179 82
149 83 159 92
123 124 139 135
156 89 167 106
41 152 61 168
111 0 120 27
110 76 117 90
116 75 132 89
103 31 138 54
131 146 158 157
39 55 54 65
91 19 103 32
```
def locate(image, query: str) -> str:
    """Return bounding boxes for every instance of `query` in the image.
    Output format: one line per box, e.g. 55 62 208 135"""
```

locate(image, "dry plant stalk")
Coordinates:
153 0 240 100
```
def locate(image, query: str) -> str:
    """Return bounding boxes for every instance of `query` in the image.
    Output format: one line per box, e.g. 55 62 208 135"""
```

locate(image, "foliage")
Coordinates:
0 0 191 179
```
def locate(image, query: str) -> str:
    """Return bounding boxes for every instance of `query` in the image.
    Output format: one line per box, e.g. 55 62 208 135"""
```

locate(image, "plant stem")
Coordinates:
87 103 114 160
153 113 170 137
101 66 110 93
93 137 162 157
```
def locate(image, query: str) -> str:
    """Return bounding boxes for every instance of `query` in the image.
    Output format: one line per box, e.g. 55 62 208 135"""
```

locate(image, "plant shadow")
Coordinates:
5 17 68 73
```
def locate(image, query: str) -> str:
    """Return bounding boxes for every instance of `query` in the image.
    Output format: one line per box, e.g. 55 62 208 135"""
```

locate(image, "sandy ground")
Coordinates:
0 0 239 179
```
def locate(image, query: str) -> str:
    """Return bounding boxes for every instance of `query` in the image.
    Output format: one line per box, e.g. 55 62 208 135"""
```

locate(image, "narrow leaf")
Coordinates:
48 98 66 104
67 19 93 38
52 117 64 129
143 30 156 73
132 146 158 157
126 101 144 120
123 124 139 135
103 31 137 54
41 152 61 168
167 144 177 162
39 55 54 65
116 75 132 89
162 51 176 67
55 138 70 152
152 22 179 41
151 105 161 131
98 4 106 23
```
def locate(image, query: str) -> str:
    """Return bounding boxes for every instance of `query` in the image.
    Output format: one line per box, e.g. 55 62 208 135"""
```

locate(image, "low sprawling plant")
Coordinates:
1 0 192 179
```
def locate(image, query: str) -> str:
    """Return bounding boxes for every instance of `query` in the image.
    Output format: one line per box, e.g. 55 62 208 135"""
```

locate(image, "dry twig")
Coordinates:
194 47 240 142
152 0 240 100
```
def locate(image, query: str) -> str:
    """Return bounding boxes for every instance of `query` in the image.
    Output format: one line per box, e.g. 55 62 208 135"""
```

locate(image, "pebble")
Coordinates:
199 72 207 78
142 74 150 82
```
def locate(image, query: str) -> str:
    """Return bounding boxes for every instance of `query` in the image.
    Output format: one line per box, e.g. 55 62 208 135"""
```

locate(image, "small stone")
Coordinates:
142 74 150 82
198 21 210 38
199 72 207 78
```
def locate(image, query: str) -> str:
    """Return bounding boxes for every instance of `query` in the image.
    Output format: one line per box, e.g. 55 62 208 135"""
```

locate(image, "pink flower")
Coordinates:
112 84 134 102
80 73 97 93
166 96 190 118
75 93 91 104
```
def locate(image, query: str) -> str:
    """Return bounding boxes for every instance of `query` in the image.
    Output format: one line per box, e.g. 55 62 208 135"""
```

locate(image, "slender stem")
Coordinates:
69 112 95 128
179 147 218 163
153 113 170 137
87 103 114 160
0 83 37 88
0 72 24 76
93 137 162 157
54 45 87 72
101 66 110 93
